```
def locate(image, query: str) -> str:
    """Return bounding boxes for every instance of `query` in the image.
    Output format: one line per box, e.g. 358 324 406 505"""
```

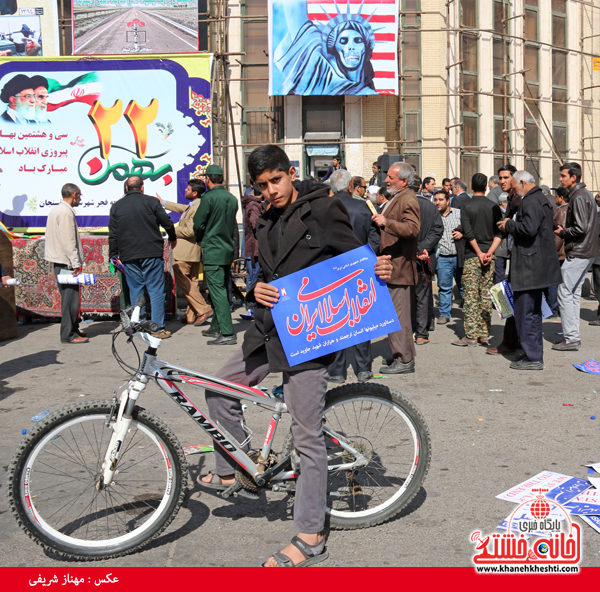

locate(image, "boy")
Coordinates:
199 145 392 566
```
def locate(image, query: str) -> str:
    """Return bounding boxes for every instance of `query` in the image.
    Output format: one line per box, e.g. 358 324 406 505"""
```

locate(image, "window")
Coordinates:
241 0 283 181
524 2 540 178
401 0 422 169
492 1 510 168
552 0 567 165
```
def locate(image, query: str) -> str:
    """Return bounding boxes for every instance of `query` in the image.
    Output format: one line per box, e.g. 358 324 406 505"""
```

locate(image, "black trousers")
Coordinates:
513 289 543 363
54 264 80 343
592 264 600 316
329 341 372 378
411 263 432 339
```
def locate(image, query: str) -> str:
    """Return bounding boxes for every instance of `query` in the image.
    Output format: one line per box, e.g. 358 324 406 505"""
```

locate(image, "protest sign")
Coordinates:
489 280 552 320
0 54 212 228
573 359 600 375
496 471 588 504
269 245 400 366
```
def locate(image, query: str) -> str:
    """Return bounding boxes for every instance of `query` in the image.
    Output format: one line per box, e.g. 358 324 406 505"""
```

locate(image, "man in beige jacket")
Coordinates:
45 183 88 344
160 179 213 326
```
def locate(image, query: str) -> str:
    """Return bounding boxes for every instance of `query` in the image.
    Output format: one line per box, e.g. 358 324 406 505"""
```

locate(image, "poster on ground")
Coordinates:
270 245 400 366
0 54 212 228
72 0 199 55
268 0 399 96
0 0 59 57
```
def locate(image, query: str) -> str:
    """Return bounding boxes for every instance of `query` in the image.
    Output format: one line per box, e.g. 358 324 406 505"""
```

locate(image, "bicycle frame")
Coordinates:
100 330 369 491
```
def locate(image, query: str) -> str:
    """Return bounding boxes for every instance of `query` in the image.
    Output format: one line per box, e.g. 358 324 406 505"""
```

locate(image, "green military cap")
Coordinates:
205 164 224 176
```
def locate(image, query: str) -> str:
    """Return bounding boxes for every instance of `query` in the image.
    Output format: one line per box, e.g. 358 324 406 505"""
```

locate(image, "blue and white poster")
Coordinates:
270 245 400 366
268 0 399 96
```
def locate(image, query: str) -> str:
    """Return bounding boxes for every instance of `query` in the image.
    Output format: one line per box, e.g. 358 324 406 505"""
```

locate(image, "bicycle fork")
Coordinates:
97 375 149 491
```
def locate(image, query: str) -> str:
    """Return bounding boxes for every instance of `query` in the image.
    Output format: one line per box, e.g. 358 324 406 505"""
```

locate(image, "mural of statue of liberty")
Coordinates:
272 0 381 96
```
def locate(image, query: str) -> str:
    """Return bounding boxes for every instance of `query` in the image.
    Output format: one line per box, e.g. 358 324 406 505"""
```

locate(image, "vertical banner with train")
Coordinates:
0 0 60 57
72 0 199 55
0 54 212 228
268 0 399 96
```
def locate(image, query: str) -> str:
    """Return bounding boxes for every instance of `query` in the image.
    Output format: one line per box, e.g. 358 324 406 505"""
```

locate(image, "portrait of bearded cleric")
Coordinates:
271 0 382 96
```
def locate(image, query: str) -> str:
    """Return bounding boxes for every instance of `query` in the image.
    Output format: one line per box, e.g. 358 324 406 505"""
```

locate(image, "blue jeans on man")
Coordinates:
436 255 460 318
123 257 166 329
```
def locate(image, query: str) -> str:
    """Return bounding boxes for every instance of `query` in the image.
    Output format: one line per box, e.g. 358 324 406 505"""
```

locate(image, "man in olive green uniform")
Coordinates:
194 165 239 345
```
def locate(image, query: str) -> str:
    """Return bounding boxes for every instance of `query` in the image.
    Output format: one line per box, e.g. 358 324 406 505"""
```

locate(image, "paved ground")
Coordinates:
74 9 197 55
1 293 600 567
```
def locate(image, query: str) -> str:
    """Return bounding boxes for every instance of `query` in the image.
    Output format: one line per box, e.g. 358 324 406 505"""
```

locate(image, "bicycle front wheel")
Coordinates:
7 400 187 560
324 383 431 529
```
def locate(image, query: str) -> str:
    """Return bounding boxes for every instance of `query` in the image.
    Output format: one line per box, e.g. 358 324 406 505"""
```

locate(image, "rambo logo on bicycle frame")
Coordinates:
162 379 237 453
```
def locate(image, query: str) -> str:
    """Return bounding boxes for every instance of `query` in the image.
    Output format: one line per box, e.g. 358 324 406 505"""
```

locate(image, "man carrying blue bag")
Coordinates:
199 145 392 567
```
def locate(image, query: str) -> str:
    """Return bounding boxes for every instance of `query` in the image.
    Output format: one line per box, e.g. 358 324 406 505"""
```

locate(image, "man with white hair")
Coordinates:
371 161 420 374
498 171 561 369
329 168 352 196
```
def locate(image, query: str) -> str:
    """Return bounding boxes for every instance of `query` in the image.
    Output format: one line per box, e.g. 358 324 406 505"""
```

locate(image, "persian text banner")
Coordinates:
0 54 212 228
270 245 400 366
269 0 399 96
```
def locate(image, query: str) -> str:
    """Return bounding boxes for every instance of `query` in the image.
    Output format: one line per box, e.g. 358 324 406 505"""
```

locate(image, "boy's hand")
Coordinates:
255 282 279 308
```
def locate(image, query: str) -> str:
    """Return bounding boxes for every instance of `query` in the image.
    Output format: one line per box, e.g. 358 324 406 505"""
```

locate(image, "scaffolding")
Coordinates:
56 0 600 188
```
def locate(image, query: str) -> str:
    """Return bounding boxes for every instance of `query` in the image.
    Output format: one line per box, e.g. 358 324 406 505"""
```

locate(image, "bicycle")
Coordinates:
7 297 431 560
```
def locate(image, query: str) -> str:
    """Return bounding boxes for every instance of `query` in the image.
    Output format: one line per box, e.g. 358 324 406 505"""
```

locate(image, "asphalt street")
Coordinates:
1 292 599 567
74 9 197 55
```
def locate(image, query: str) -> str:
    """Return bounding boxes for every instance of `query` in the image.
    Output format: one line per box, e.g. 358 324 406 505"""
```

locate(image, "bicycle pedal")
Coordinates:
220 482 242 498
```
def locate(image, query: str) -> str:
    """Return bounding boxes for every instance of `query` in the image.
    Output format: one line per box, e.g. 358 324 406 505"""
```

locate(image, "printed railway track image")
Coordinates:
73 7 198 55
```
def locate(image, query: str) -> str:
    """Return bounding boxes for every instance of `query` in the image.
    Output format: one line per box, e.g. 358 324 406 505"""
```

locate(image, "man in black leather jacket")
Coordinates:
590 192 600 326
553 162 600 350
499 172 562 369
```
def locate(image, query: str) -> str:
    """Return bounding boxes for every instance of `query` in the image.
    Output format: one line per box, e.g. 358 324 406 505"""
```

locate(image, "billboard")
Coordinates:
268 0 399 96
0 0 60 57
72 0 199 55
0 54 212 228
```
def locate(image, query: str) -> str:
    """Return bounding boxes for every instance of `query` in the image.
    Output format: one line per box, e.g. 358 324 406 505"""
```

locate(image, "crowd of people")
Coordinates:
319 159 600 374
5 145 600 568
35 155 600 375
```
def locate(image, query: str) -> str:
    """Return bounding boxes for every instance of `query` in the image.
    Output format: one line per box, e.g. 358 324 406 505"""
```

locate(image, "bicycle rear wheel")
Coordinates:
7 400 187 560
282 383 431 529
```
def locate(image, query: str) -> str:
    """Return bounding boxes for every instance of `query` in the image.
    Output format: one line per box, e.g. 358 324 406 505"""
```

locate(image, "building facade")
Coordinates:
212 0 600 192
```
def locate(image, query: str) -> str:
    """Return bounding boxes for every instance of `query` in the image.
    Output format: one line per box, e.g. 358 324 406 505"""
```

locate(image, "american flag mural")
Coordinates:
269 0 399 96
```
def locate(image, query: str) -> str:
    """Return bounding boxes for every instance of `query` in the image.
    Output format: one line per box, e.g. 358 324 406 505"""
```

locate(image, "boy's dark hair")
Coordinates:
436 191 450 200
555 186 570 202
442 177 451 185
248 144 291 182
333 156 341 163
372 162 379 168
253 183 262 196
560 162 582 183
498 164 517 175
188 178 205 196
423 176 435 186
471 173 488 193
